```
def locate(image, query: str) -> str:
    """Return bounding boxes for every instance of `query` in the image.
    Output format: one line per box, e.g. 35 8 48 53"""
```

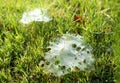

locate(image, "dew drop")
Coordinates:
55 60 60 65
46 61 50 65
76 47 81 51
72 43 77 48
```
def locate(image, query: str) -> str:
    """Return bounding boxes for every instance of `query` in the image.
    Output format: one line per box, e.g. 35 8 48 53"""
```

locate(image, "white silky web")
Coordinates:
20 8 52 24
40 34 94 76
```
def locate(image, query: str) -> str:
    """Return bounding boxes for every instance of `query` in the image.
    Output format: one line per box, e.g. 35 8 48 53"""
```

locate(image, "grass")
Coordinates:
0 0 119 83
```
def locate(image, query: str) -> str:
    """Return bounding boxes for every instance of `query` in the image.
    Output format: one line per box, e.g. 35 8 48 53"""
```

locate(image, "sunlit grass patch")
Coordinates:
0 0 119 82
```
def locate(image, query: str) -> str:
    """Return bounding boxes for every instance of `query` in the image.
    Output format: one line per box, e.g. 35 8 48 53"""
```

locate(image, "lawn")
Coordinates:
0 0 120 83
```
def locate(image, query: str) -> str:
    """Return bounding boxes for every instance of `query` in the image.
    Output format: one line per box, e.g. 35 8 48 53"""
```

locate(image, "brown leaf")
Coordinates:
74 15 83 23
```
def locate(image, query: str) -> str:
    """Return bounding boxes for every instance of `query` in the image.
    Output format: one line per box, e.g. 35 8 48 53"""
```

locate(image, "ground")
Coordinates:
0 0 120 83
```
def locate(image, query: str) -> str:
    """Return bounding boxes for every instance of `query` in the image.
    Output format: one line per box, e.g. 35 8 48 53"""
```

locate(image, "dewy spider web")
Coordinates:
40 34 95 76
